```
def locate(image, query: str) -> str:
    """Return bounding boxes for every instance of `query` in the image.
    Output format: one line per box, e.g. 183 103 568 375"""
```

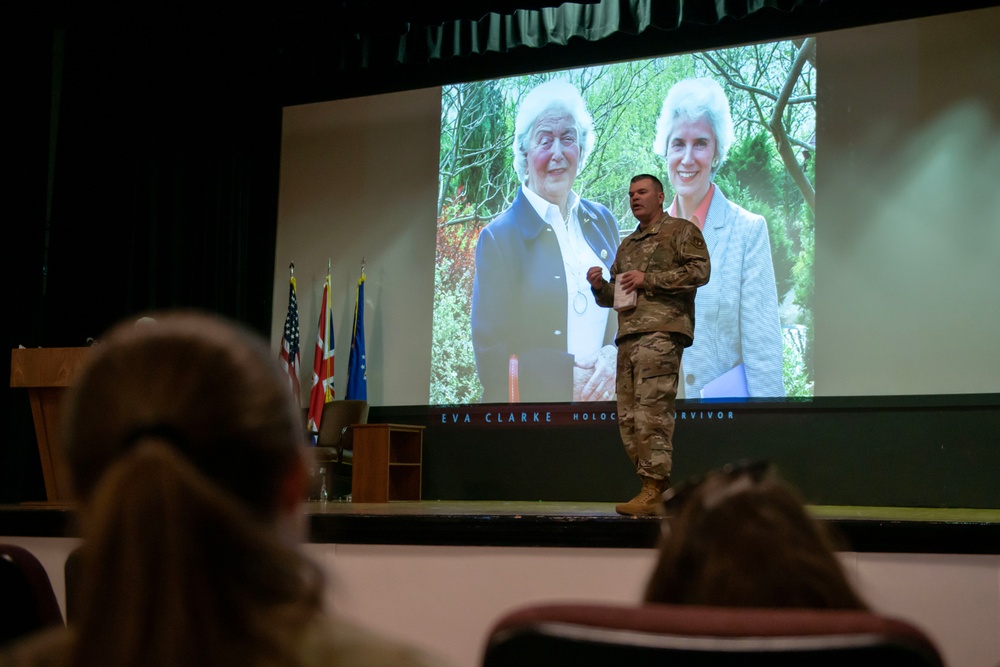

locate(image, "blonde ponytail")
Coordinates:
71 440 321 667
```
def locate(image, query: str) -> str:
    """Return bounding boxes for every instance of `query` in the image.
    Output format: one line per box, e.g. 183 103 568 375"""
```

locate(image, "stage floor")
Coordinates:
3 501 999 554
302 499 1000 521
293 500 1000 553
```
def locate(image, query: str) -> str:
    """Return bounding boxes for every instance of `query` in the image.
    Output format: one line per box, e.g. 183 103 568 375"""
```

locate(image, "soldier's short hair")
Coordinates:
631 173 664 193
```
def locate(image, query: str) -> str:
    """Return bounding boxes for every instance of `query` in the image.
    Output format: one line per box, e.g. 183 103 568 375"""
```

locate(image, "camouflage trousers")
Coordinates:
615 331 682 483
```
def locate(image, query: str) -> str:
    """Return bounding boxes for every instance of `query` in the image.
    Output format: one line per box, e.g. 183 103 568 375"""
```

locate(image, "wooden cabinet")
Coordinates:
351 423 423 502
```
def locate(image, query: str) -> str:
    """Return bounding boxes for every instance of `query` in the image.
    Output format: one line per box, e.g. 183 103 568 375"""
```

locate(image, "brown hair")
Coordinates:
644 465 867 610
62 312 321 667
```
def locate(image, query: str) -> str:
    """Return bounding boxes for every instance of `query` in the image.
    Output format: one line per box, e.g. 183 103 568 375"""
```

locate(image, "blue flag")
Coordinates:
346 270 367 400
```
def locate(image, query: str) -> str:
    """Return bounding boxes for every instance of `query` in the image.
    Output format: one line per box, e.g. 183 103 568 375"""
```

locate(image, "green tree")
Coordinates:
430 191 483 403
438 81 515 223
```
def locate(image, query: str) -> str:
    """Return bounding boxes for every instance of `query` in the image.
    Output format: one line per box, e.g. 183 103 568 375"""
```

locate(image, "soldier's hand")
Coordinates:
619 270 645 293
586 266 605 290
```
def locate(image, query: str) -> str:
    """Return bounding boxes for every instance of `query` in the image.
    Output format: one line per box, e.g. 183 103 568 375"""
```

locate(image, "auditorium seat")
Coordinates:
314 399 369 499
482 602 945 667
0 544 64 646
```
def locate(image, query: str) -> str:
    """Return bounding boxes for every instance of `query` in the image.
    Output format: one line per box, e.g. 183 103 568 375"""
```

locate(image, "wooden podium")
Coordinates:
351 423 424 502
9 347 90 502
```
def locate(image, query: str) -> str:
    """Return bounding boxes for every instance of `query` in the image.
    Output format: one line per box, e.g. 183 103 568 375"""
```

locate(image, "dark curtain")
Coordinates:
2 14 283 501
2 17 54 502
42 18 283 345
277 0 996 104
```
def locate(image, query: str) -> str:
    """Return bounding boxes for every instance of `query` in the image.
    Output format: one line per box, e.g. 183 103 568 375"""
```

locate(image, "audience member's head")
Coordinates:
62 311 319 667
644 461 867 610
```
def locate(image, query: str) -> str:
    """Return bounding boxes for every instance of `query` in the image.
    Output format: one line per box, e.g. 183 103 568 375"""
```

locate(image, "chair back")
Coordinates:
0 544 64 645
482 602 944 667
316 399 369 451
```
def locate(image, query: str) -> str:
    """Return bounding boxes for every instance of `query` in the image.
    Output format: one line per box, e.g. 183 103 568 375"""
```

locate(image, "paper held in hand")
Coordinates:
613 279 637 312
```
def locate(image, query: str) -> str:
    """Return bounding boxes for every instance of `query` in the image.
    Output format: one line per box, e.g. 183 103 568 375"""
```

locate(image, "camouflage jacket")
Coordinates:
593 212 710 345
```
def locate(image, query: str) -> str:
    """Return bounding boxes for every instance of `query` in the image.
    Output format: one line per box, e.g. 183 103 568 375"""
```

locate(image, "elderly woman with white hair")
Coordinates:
471 80 620 403
654 78 785 398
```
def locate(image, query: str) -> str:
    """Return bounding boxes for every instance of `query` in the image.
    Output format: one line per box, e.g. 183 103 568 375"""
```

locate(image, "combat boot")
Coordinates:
615 477 669 516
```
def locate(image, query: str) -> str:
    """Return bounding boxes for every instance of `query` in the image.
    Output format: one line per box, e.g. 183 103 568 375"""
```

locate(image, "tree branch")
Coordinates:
769 37 816 212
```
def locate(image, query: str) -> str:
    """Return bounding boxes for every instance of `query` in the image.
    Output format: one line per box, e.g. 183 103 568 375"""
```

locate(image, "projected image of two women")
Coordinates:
431 39 816 405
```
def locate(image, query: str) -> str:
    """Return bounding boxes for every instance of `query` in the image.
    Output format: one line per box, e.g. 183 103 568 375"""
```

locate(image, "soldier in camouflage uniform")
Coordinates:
587 174 710 516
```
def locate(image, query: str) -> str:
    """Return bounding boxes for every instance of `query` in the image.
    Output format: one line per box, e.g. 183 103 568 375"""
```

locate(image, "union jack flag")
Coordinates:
307 271 335 432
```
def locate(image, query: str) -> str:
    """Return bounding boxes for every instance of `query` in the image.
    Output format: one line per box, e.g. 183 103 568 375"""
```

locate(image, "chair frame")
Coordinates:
0 544 64 645
311 399 368 499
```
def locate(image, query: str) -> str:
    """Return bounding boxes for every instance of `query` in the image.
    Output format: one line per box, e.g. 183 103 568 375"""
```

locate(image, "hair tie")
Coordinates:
123 423 189 450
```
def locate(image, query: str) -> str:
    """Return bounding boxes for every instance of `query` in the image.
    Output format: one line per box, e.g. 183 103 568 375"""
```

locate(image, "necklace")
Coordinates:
547 199 593 316
562 220 591 315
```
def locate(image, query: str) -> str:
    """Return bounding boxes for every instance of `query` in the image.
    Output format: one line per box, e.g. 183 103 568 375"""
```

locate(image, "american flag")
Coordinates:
279 273 302 403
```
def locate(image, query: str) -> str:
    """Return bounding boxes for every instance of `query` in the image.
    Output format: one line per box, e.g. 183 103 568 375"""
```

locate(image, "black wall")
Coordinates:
374 395 1000 508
